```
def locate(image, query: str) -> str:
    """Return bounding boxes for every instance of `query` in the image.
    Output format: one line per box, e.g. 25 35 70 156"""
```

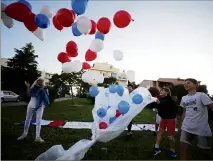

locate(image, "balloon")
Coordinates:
85 49 97 61
99 122 108 129
95 31 105 41
113 50 123 61
56 8 74 27
126 70 135 82
52 16 63 31
1 12 14 29
35 14 50 29
5 2 31 22
62 62 72 73
116 85 124 96
33 28 44 41
57 52 70 63
89 20 96 35
95 73 104 84
18 0 32 10
132 94 143 104
113 10 132 28
97 17 111 34
24 13 38 32
109 116 117 124
107 108 116 117
70 10 76 19
40 5 53 18
77 16 92 34
97 107 107 118
71 0 88 15
66 41 78 57
82 62 91 70
118 100 130 115
89 85 99 97
116 109 121 117
72 60 82 73
89 39 104 52
72 22 82 37
82 71 92 83
109 84 117 93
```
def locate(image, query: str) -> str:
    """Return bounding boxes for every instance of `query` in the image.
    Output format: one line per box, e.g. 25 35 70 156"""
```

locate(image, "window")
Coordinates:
3 92 9 95
9 92 16 96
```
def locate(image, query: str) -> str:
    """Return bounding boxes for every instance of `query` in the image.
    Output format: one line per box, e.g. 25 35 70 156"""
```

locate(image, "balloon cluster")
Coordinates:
83 71 104 85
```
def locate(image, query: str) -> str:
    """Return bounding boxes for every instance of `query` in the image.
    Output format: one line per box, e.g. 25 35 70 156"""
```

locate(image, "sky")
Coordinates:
1 0 213 95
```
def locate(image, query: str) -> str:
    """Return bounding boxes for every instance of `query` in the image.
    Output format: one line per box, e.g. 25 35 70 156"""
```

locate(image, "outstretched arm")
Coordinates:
24 81 30 97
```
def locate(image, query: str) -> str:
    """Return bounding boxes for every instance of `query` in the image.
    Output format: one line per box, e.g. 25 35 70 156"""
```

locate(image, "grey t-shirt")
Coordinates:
180 92 213 136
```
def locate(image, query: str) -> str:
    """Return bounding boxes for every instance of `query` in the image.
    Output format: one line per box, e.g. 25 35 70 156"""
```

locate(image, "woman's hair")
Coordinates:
31 77 45 88
161 87 171 96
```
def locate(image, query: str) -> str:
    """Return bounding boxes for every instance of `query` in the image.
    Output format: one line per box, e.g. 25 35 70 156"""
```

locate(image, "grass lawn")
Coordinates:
1 98 213 160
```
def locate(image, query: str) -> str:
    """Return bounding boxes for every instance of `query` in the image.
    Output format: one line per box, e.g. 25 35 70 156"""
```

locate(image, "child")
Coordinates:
152 87 178 158
127 84 134 136
17 78 50 143
180 78 213 160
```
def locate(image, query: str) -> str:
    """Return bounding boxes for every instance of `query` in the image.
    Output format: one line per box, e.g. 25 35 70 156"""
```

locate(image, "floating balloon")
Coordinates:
72 60 82 73
52 16 63 31
82 71 92 83
56 8 74 27
116 109 121 117
116 85 124 96
70 10 76 19
109 84 117 93
132 94 143 104
113 50 123 61
89 85 99 97
18 0 32 10
33 28 44 41
24 13 38 32
71 0 88 15
62 62 72 73
99 122 108 129
57 52 70 63
72 22 82 37
113 10 132 28
1 12 14 29
35 13 50 29
89 20 96 35
89 39 104 52
85 49 97 61
95 73 104 84
126 70 135 82
77 16 92 34
97 107 107 118
95 31 105 41
66 41 78 57
82 62 91 70
109 116 117 124
118 100 130 115
97 17 111 34
40 5 53 18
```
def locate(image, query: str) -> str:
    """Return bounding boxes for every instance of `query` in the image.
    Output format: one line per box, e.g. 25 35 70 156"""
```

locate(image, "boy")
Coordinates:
180 78 213 160
127 84 134 136
152 87 178 158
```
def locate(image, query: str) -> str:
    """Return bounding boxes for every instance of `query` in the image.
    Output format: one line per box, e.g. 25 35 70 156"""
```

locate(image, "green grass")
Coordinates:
1 98 213 160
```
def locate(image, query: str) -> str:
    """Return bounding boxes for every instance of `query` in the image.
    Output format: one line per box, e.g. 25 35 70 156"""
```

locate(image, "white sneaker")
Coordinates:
17 134 27 140
34 137 44 143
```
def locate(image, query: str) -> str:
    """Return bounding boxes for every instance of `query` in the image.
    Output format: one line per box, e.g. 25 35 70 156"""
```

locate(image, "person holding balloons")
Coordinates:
127 84 134 136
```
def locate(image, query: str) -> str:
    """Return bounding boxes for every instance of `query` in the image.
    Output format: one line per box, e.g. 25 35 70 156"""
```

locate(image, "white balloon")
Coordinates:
1 12 13 29
107 108 116 118
77 16 92 34
73 60 82 73
113 50 123 61
95 73 104 84
82 71 92 83
62 62 72 73
126 70 135 82
89 39 104 52
40 5 53 19
33 28 45 41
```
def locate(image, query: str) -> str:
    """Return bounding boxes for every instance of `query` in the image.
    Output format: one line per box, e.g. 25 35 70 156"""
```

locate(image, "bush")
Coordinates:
48 86 58 104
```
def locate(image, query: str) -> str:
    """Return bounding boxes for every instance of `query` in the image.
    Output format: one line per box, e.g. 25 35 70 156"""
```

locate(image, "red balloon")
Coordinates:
89 20 96 35
82 62 91 70
97 17 111 34
57 52 70 63
23 13 38 32
99 122 108 129
113 10 132 28
85 50 97 61
53 16 63 31
5 2 32 22
116 109 121 117
56 8 74 27
66 41 78 57
70 10 76 20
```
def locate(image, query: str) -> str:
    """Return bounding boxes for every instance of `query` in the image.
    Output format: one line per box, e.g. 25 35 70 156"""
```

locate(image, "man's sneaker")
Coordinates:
17 134 27 140
35 137 44 143
152 147 161 156
168 150 177 158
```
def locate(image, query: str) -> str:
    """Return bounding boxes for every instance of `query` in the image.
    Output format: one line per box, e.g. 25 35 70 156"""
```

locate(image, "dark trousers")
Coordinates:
127 121 133 132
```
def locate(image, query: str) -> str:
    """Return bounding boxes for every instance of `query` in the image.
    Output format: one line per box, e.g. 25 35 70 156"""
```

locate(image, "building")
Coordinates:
89 62 128 86
0 58 8 67
40 69 54 85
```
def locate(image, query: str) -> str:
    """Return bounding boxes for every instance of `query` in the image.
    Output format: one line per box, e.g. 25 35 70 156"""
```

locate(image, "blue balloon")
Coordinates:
109 116 117 124
118 101 130 114
132 94 143 104
35 14 50 29
97 108 107 118
116 85 124 96
95 31 105 41
18 0 32 10
89 85 99 97
109 84 117 93
71 0 88 15
72 22 82 36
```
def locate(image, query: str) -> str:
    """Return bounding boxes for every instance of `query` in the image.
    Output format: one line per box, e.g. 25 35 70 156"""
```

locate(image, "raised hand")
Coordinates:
24 81 30 87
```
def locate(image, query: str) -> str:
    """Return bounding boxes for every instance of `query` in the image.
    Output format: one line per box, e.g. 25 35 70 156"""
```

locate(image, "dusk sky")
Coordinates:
1 1 213 95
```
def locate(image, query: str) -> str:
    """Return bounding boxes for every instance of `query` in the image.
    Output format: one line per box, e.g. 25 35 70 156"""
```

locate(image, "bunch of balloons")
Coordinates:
82 71 104 85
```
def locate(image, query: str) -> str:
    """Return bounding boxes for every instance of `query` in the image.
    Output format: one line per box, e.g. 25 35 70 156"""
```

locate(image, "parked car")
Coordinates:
1 90 21 103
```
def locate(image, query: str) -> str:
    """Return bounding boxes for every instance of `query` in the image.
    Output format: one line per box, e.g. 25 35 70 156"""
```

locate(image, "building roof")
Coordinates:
157 78 201 85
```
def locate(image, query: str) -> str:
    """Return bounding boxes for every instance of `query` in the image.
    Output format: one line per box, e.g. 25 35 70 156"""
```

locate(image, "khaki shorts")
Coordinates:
180 130 211 149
